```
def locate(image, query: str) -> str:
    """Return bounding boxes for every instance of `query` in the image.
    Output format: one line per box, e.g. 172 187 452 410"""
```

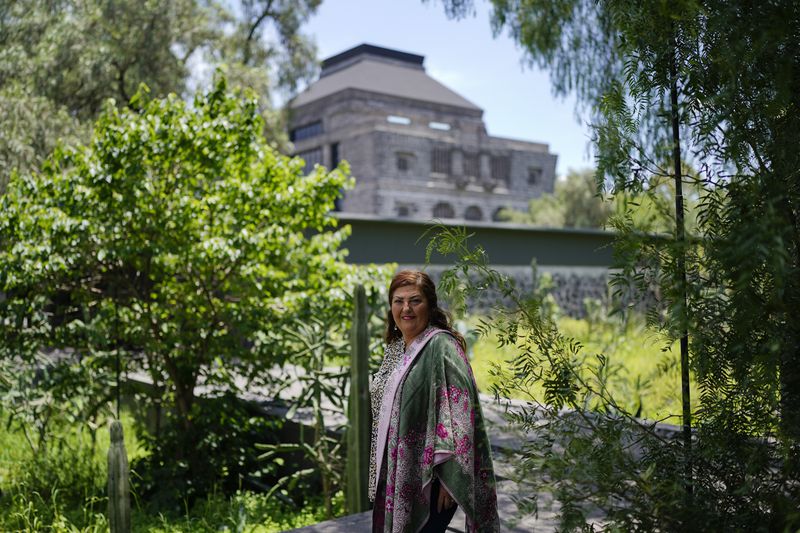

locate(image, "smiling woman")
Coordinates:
390 285 430 344
368 270 500 533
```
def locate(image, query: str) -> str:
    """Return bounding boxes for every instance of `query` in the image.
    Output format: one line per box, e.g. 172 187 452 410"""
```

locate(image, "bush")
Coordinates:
0 409 340 532
131 394 283 512
0 74 391 506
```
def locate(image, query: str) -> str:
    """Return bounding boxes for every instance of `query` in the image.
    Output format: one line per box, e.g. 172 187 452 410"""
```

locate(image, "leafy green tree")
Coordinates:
500 167 699 234
499 168 612 228
0 0 321 190
435 0 800 530
0 77 386 501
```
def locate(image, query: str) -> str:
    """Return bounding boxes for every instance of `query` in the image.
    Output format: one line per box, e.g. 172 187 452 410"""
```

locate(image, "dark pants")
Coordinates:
372 477 458 532
421 478 458 533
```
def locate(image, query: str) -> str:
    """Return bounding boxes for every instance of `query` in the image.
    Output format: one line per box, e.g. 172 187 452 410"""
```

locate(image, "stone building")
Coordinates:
288 44 558 222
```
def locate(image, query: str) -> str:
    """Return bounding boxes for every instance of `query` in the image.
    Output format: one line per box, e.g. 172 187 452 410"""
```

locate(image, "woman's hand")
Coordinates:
437 485 456 512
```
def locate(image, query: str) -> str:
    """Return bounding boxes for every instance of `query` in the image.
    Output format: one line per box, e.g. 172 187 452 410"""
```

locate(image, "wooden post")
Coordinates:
346 284 371 513
107 419 131 533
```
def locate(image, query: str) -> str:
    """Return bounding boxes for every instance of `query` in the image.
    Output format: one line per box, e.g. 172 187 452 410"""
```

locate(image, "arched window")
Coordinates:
464 205 483 221
433 202 455 219
492 207 508 222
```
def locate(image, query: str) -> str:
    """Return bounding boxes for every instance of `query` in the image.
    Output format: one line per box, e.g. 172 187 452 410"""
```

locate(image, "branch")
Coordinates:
243 0 276 66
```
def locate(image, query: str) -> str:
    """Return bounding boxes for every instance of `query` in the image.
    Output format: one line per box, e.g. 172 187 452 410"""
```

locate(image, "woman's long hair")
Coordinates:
384 270 466 350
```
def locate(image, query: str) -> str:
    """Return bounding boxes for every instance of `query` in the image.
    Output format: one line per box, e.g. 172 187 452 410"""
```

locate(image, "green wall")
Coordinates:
336 214 615 267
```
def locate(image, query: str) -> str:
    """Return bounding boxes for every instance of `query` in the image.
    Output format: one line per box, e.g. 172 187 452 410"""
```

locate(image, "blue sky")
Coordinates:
302 0 594 177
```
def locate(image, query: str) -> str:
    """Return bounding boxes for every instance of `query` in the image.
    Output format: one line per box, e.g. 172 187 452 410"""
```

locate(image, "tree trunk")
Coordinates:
670 29 693 500
779 196 800 472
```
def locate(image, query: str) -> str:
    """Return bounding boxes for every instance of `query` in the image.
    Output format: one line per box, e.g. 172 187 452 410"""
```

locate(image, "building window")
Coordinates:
492 207 508 222
387 115 411 125
491 155 511 183
528 166 542 185
290 121 323 142
463 152 479 178
465 205 483 221
396 152 414 172
431 147 451 175
433 202 455 219
331 142 342 211
429 121 451 131
297 147 323 171
395 202 415 217
331 143 340 168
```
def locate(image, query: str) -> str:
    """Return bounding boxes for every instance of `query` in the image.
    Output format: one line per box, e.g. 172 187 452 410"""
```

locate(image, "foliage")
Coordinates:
0 408 137 531
499 167 700 234
0 0 322 190
498 168 613 229
131 394 285 511
435 0 800 529
256 283 391 519
0 84 89 196
212 0 321 94
0 409 342 532
0 77 386 503
124 489 345 533
2 488 341 533
257 317 350 520
470 313 689 421
428 224 799 530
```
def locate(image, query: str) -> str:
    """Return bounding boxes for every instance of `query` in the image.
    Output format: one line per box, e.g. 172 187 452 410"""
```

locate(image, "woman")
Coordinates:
369 270 500 532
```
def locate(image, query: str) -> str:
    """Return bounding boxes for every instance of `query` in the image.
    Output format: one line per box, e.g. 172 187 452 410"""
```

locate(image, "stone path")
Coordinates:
286 395 559 532
287 473 557 533
128 365 680 532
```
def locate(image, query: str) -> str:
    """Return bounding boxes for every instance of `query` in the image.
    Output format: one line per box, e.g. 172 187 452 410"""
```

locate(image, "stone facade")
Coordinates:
289 44 558 222
415 265 613 318
403 264 656 319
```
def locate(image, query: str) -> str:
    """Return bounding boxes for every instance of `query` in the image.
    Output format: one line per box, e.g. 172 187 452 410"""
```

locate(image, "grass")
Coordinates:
128 490 343 533
0 409 341 532
469 313 698 422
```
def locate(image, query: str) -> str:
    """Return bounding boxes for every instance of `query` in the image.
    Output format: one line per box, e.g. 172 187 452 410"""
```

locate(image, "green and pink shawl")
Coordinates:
373 327 500 532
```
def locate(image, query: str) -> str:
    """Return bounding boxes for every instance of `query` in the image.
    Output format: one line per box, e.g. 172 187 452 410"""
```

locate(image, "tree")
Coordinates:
0 0 322 190
500 167 699 234
499 168 613 228
434 0 800 529
0 77 386 501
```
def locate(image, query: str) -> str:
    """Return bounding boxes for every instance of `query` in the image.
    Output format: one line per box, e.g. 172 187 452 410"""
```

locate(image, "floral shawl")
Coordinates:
373 328 500 532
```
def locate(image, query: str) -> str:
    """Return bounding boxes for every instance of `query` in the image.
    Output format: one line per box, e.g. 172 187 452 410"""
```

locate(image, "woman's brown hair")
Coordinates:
384 270 466 351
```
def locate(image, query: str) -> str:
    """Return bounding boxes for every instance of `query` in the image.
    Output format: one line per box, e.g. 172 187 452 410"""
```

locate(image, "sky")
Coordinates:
301 0 594 178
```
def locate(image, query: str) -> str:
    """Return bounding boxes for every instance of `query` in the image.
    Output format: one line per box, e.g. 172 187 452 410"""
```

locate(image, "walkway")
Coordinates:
286 396 558 532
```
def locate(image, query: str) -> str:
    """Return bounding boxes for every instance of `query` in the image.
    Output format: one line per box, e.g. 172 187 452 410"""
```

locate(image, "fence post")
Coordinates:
346 284 371 513
107 419 131 533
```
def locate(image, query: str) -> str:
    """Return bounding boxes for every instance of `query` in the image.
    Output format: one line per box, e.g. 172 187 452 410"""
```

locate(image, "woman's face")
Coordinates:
391 284 430 344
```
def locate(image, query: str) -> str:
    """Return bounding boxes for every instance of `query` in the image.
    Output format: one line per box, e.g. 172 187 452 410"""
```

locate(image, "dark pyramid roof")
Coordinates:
321 44 424 72
291 43 481 111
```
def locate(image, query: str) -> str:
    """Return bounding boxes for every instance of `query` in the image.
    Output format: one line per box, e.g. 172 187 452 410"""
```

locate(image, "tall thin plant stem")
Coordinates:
670 27 693 500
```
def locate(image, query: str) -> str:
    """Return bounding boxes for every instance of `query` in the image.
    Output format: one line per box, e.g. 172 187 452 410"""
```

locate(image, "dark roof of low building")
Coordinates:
291 43 481 111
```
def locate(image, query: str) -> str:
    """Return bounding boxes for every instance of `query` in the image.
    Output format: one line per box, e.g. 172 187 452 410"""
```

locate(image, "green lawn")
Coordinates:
469 314 697 422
